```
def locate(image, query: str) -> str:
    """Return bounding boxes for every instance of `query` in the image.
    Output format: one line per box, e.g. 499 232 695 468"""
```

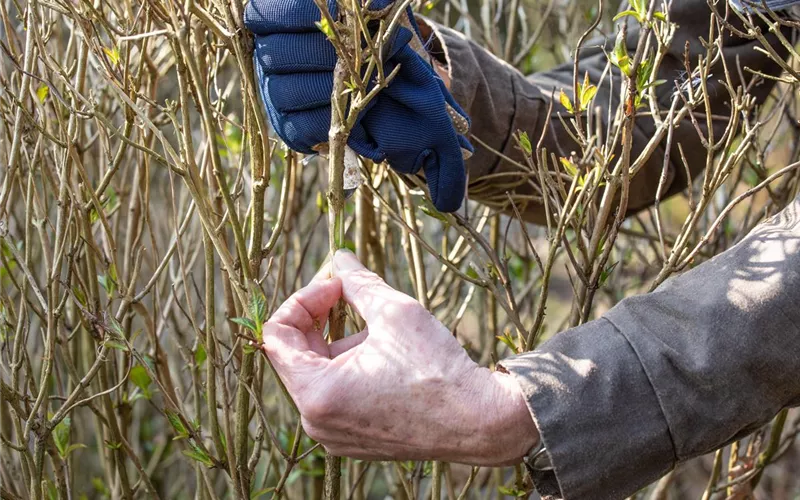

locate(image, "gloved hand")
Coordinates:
245 0 474 212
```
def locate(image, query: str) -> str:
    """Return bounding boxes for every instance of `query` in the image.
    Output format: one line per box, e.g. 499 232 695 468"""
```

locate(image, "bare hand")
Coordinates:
261 250 538 465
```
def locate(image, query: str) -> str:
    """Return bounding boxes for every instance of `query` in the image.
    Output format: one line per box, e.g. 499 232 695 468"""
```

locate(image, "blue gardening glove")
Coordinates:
245 0 474 212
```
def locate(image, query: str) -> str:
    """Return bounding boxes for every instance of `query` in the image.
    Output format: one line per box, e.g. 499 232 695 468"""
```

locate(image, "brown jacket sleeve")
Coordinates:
500 194 800 499
422 0 791 224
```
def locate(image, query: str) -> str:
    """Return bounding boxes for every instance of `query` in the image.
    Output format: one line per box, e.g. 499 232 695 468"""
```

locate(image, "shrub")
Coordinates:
1 0 799 498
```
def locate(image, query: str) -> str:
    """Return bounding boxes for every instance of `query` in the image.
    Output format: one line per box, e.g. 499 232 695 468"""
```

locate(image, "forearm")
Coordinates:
420 3 792 224
502 195 800 499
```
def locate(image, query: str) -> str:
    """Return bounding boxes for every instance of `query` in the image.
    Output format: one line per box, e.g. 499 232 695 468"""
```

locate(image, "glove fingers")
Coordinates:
267 73 333 113
255 33 336 73
457 133 474 155
347 124 384 163
422 150 467 212
269 101 332 154
364 0 395 10
251 17 410 73
360 100 419 173
271 101 385 162
244 0 337 34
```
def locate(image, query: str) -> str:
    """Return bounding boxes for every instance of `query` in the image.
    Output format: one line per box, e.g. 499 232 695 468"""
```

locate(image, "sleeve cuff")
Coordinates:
499 318 676 500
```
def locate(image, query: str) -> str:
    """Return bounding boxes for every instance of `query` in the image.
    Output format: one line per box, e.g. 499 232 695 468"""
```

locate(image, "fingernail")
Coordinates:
333 249 363 272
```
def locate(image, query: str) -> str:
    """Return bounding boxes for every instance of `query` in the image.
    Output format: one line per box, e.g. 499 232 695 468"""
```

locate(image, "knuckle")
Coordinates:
299 393 335 423
344 277 381 300
343 272 421 316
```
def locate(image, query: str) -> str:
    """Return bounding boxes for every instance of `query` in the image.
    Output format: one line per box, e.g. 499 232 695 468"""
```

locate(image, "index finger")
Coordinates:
332 250 418 325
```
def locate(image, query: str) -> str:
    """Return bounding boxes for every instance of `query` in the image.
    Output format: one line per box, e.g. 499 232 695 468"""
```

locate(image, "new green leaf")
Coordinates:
559 89 574 113
166 409 189 439
36 85 49 103
518 131 533 156
231 317 257 333
129 365 153 399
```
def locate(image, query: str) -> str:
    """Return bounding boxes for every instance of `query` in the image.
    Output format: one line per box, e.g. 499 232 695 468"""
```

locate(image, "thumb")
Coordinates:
424 153 466 213
333 250 418 325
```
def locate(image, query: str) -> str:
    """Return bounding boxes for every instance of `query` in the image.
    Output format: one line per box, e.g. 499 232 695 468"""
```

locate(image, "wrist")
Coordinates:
432 58 451 90
414 16 452 90
481 370 540 466
444 367 539 466
430 365 537 465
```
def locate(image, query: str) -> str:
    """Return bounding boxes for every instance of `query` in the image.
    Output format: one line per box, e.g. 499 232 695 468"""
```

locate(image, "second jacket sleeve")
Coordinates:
421 0 792 224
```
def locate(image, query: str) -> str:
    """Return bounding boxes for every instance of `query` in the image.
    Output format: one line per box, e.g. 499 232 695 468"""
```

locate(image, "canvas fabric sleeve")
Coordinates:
419 0 792 224
499 195 800 499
